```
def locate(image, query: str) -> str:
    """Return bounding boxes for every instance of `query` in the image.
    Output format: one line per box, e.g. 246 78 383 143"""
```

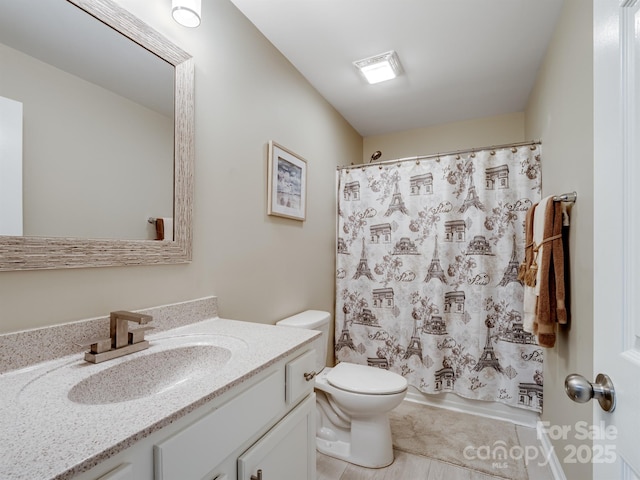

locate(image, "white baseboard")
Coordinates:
535 422 567 480
404 387 539 428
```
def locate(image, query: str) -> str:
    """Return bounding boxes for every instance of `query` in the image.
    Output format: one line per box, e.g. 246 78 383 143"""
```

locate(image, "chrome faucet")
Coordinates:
110 310 153 349
79 310 154 364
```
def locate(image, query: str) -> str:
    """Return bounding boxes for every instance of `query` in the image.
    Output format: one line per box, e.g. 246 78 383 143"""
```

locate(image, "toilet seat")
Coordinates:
326 362 407 395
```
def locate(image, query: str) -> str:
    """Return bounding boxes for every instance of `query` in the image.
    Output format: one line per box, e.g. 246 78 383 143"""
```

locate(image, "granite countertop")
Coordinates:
0 317 318 480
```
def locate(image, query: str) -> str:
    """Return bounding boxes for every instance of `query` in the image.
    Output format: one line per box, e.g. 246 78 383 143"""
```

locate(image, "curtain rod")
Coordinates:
337 140 541 171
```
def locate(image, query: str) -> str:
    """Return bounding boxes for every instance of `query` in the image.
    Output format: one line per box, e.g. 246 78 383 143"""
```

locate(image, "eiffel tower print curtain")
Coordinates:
335 144 543 412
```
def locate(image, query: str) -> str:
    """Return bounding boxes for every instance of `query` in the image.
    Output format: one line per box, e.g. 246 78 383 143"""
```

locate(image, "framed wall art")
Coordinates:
267 141 307 221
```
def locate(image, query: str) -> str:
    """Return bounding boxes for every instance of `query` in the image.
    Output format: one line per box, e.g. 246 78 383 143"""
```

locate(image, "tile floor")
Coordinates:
316 403 555 480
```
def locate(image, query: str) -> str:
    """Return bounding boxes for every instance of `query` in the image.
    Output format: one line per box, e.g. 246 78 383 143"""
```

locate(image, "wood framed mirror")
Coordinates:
0 0 194 271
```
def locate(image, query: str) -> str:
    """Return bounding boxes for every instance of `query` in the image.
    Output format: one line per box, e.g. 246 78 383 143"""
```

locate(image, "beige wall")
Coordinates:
525 1 594 479
1 43 173 240
362 112 525 164
0 0 362 333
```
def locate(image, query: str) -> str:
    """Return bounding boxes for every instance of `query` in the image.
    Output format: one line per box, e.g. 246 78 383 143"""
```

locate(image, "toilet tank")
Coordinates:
276 310 330 373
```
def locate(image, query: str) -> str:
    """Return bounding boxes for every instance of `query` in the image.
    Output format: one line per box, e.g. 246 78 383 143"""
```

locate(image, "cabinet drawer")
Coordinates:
285 350 316 406
154 370 284 480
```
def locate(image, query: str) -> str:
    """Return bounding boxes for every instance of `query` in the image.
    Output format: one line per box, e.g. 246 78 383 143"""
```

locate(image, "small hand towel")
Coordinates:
155 217 174 241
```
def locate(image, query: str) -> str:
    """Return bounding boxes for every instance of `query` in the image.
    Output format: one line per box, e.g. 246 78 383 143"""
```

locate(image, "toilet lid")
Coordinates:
326 362 408 395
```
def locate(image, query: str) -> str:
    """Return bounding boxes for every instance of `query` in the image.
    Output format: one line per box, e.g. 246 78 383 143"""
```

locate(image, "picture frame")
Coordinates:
267 141 307 221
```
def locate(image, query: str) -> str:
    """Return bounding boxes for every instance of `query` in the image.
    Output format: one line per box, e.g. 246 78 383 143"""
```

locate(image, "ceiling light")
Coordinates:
353 50 403 85
172 0 201 28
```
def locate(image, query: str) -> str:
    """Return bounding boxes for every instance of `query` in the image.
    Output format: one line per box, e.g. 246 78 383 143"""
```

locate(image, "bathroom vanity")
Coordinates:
0 300 319 480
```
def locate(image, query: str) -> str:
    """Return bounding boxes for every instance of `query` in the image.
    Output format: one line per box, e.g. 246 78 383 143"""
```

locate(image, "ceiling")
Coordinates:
0 0 174 117
228 0 565 137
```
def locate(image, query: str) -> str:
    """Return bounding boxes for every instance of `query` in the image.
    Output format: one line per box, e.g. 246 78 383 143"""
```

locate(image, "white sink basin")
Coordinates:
68 344 232 404
17 334 248 406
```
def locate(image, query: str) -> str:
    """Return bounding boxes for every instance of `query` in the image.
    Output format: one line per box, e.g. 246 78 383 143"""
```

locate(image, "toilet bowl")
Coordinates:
276 310 408 468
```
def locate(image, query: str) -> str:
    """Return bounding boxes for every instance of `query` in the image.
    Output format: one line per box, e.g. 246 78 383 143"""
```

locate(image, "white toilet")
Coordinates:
276 310 408 468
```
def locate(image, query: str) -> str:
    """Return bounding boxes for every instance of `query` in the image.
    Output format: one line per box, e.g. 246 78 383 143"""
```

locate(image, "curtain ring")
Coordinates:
530 144 537 150
470 152 476 158
416 159 420 165
456 154 461 160
379 165 383 170
490 150 496 156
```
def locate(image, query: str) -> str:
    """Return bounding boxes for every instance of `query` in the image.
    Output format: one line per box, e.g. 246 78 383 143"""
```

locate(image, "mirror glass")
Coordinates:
0 0 194 270
0 0 174 240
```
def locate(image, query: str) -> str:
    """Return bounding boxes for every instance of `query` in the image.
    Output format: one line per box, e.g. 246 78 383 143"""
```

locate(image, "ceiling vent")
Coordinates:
353 50 403 84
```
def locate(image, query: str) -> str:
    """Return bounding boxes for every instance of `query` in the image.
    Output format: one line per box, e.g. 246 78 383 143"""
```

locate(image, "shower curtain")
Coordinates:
335 144 543 412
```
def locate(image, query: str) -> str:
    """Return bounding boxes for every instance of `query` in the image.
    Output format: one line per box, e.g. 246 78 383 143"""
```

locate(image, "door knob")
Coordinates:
564 373 616 412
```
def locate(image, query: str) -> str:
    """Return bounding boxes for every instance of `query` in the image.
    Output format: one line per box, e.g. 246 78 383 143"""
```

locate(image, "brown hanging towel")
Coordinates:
535 201 568 348
155 218 165 241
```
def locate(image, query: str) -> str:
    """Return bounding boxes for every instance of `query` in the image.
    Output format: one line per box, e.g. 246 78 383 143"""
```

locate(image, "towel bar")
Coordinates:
552 191 577 203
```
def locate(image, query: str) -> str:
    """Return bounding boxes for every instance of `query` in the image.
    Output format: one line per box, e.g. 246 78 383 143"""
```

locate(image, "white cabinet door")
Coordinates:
154 371 284 480
238 394 316 480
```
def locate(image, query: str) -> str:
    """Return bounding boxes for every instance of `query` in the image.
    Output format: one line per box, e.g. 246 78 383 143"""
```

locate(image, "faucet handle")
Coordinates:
128 326 155 345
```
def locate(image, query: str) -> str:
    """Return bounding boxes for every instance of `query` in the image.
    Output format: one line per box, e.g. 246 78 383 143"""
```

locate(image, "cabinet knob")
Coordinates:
303 371 316 382
250 469 263 480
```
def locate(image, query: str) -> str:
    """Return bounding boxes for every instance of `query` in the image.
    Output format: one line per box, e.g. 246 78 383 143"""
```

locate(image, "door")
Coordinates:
0 96 23 236
593 0 640 478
